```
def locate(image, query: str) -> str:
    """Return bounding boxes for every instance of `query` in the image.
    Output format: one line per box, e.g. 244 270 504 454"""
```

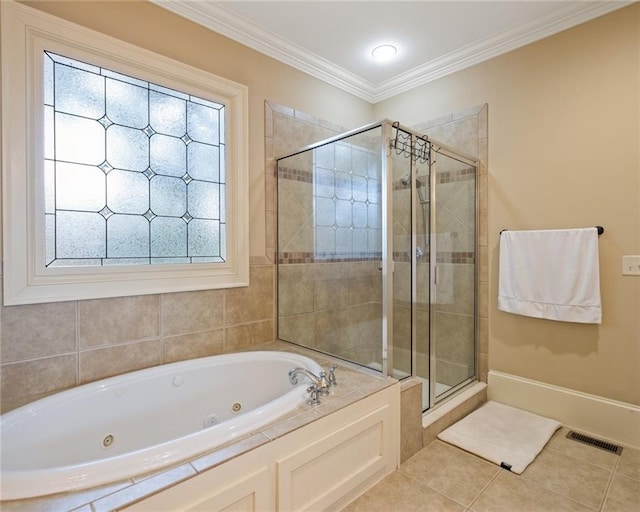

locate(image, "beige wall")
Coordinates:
374 4 640 405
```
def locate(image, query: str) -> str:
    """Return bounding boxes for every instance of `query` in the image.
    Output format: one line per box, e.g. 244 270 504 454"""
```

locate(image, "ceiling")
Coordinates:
153 1 631 103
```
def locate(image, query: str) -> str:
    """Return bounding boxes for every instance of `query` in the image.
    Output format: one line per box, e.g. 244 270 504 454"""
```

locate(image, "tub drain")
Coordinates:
102 434 114 448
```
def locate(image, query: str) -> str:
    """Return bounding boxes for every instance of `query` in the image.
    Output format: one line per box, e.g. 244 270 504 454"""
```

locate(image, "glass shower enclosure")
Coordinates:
276 120 478 411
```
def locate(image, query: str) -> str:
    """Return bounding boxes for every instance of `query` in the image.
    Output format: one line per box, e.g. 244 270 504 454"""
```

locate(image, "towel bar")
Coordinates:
499 226 604 236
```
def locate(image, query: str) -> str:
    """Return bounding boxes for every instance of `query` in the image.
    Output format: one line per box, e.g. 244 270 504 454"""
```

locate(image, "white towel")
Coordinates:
498 228 601 324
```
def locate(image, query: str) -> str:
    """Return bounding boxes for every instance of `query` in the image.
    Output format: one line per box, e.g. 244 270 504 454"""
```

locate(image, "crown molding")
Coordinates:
151 0 378 102
152 1 632 104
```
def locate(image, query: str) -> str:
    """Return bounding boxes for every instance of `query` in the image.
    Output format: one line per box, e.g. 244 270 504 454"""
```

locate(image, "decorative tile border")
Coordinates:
278 251 474 265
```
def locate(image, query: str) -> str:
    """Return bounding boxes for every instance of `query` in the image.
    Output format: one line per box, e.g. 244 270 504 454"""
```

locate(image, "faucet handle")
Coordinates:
306 384 321 406
317 371 330 395
327 364 338 387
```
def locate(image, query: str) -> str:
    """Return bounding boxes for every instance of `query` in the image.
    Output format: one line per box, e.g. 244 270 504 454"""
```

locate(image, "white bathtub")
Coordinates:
0 350 323 501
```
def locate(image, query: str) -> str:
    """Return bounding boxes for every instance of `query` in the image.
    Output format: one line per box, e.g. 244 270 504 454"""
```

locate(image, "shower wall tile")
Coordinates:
225 320 274 352
1 300 76 363
478 316 489 355
278 313 315 348
162 289 224 336
435 311 475 369
78 295 159 349
345 303 382 349
0 354 77 412
479 246 488 283
278 264 315 316
79 339 161 384
315 276 350 311
315 308 350 353
163 329 224 363
225 266 274 326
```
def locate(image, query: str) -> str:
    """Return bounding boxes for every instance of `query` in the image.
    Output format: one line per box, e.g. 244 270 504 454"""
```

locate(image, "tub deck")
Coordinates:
0 341 396 512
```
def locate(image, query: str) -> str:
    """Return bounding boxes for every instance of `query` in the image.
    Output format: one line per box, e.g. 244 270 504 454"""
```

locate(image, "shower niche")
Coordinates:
276 120 478 411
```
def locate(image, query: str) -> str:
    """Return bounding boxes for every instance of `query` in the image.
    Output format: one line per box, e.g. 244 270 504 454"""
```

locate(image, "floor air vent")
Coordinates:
566 430 623 455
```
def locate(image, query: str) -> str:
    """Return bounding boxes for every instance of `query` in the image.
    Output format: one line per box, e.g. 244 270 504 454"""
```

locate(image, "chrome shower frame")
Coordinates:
275 119 480 412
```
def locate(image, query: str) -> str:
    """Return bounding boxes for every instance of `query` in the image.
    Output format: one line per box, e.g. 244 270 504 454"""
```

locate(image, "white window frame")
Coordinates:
1 1 249 305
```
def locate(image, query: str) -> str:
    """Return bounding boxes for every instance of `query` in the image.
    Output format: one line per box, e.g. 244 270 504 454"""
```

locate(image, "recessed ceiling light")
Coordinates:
371 44 397 61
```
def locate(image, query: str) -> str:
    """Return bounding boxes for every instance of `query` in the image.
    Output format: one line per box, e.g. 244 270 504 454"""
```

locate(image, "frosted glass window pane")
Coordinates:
336 227 353 254
187 142 219 182
352 201 367 228
150 90 186 136
44 54 54 106
107 125 149 171
150 176 186 217
56 113 105 165
151 257 190 264
150 83 189 100
220 185 226 223
353 228 367 252
220 226 226 260
219 108 225 144
103 258 148 266
352 175 367 202
188 219 219 256
315 144 334 170
315 169 334 198
187 102 219 144
316 226 335 254
335 172 351 200
107 215 149 258
190 96 223 109
107 170 149 214
41 51 227 268
335 200 352 227
315 197 335 226
44 160 55 214
56 162 105 211
44 106 54 160
188 181 218 219
150 134 186 177
101 68 147 88
219 145 226 183
368 228 381 253
45 214 55 265
55 63 104 118
57 211 105 258
151 217 186 257
106 79 148 128
47 52 100 73
335 144 351 171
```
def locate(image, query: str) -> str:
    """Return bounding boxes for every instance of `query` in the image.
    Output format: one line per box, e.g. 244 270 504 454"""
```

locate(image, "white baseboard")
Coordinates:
488 370 640 449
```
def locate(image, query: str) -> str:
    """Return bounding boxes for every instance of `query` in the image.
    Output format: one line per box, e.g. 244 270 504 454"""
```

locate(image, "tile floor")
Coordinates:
342 427 640 512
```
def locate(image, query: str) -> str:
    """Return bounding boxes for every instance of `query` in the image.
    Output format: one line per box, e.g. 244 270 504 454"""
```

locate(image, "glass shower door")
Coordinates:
276 125 385 373
430 149 477 403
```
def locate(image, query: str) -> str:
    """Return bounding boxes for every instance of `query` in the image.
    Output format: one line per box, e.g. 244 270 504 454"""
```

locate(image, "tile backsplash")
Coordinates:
0 265 274 413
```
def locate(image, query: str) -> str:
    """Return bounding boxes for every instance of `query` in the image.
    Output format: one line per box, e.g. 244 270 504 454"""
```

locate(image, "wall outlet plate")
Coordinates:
622 255 640 276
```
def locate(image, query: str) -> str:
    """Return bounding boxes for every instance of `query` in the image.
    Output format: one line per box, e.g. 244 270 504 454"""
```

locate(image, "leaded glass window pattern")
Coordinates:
44 51 226 267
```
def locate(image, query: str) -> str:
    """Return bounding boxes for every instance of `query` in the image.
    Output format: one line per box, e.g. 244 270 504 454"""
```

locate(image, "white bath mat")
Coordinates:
437 400 561 474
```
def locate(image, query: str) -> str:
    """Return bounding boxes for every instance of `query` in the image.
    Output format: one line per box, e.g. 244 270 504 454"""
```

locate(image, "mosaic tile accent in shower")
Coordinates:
277 251 382 264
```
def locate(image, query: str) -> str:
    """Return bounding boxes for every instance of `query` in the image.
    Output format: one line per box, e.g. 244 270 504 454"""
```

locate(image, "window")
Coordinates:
1 2 249 305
